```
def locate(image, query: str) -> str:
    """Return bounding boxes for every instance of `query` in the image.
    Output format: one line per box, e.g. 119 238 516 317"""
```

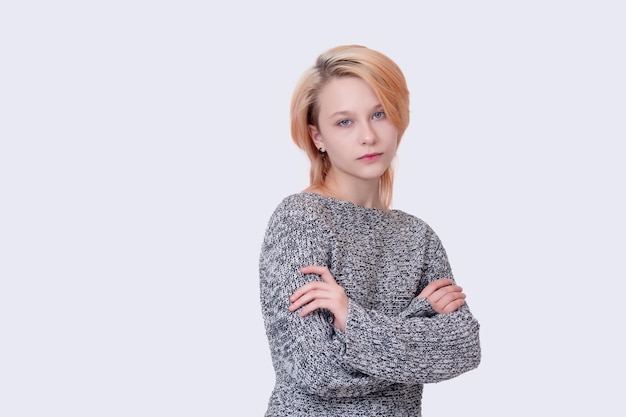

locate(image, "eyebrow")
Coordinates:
328 105 385 119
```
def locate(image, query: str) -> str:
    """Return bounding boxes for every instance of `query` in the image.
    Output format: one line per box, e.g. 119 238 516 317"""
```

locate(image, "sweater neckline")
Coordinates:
300 192 391 215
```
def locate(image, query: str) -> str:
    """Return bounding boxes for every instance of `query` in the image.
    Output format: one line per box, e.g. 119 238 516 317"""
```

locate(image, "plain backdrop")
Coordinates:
1 1 624 416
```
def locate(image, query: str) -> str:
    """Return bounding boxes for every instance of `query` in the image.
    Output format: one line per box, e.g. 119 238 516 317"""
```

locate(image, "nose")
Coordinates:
360 122 376 145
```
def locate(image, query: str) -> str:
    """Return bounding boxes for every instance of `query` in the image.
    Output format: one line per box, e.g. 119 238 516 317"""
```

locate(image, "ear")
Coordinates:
308 124 324 151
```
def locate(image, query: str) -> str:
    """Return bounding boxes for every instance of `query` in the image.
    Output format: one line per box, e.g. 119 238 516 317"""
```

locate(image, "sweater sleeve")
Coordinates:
341 224 481 384
259 201 395 398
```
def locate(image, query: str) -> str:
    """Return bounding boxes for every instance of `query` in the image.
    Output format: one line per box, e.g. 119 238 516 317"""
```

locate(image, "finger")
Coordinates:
435 291 466 308
440 298 466 314
288 289 330 311
300 265 337 284
430 291 466 314
290 281 325 302
429 285 463 305
298 299 335 317
298 299 324 317
418 278 454 298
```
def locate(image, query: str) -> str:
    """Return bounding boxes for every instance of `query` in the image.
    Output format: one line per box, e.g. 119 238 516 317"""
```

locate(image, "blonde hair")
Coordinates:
290 45 410 210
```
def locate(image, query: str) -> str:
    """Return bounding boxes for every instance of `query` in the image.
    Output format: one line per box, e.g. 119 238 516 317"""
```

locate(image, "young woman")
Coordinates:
259 45 481 416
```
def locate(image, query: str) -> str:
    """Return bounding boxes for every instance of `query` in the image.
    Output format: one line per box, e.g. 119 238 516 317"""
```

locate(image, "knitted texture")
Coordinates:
259 193 481 416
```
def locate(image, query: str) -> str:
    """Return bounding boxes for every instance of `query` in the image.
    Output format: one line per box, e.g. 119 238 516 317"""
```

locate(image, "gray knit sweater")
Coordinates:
259 193 481 416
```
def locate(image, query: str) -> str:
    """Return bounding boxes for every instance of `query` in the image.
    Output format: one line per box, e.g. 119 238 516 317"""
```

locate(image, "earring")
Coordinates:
318 147 326 162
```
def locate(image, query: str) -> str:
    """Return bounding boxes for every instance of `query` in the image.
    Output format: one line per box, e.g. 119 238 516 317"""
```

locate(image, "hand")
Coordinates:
417 278 466 314
288 265 349 331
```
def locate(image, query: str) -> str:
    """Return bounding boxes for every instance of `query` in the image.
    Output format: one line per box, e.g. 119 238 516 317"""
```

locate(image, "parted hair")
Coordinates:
290 45 410 210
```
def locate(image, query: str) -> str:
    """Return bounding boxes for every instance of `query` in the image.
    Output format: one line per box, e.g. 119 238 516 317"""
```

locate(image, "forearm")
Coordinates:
262 292 396 397
341 301 481 384
260 216 398 397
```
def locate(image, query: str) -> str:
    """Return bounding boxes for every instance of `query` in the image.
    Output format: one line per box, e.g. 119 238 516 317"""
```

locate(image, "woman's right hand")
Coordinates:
289 265 349 331
417 278 466 314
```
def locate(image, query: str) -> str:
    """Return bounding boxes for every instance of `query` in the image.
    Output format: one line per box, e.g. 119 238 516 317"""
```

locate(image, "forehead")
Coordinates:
317 76 380 114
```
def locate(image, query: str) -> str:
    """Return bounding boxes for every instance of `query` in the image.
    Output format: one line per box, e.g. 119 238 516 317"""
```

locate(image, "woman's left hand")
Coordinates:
417 278 466 314
289 265 349 331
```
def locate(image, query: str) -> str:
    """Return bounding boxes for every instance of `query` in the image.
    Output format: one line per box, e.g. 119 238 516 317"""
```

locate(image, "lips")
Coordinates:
358 153 382 162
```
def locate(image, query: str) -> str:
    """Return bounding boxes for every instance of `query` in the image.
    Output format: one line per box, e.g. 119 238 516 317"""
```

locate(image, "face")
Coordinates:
309 76 399 186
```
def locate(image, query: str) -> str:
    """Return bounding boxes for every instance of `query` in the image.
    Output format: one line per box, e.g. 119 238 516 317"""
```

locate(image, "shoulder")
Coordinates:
389 208 432 232
269 192 329 221
388 208 444 247
263 193 331 237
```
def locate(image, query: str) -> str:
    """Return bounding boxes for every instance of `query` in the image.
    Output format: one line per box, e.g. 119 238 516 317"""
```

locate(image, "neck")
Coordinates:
314 174 384 210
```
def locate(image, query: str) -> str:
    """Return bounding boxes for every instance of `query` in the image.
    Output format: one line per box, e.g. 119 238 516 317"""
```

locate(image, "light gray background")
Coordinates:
1 1 624 416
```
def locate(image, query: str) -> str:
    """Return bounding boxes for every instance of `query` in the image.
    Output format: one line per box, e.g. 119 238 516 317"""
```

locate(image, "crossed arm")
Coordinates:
289 265 467 331
259 205 481 396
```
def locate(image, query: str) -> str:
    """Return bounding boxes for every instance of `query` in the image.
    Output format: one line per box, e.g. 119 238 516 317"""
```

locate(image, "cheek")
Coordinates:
381 126 399 145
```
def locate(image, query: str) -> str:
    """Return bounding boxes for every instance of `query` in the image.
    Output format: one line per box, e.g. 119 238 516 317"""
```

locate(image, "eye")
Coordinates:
338 119 352 127
372 111 385 120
